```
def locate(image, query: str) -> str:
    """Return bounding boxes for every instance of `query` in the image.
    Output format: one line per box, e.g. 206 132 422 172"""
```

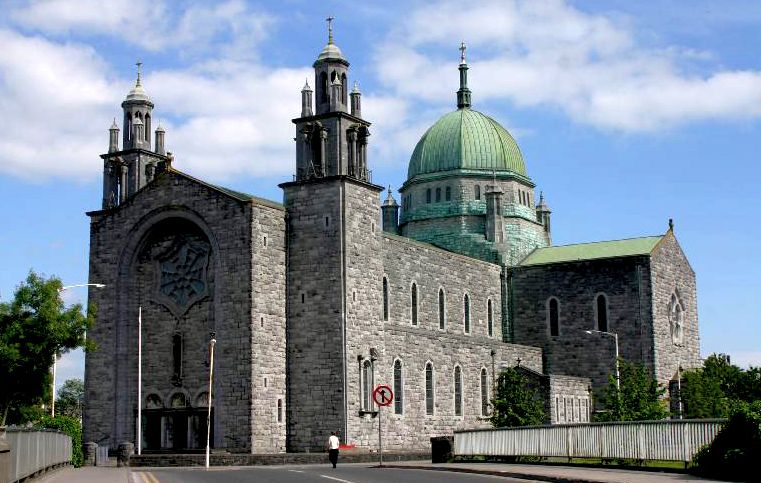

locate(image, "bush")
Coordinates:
35 415 83 467
690 400 761 481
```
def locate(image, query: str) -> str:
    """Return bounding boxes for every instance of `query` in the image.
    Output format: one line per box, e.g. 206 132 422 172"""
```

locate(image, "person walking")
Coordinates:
326 431 340 468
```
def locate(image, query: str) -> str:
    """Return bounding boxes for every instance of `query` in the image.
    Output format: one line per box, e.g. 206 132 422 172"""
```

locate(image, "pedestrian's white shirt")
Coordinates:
328 435 340 450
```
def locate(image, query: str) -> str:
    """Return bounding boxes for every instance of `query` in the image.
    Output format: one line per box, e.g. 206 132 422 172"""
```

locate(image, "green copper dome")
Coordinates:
407 108 527 181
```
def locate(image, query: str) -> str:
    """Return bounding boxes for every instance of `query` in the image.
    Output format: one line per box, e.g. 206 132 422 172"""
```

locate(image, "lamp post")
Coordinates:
53 283 106 417
585 330 620 391
205 332 216 470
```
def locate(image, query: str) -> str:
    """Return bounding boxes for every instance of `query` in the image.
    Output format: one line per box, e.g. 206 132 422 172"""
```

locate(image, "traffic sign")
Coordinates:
373 385 393 406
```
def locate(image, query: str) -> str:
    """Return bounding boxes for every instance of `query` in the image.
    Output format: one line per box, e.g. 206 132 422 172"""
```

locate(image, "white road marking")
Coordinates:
320 475 357 483
289 469 304 473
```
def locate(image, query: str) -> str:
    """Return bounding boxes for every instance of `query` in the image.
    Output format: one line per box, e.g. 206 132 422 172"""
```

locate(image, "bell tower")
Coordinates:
100 63 171 209
293 17 370 182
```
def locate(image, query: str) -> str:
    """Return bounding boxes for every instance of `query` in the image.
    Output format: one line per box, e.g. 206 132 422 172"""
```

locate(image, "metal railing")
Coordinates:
6 428 72 482
455 419 725 462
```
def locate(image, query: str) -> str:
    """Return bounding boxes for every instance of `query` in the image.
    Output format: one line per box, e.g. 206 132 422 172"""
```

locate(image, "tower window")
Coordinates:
411 283 418 325
454 366 463 416
426 188 431 204
277 399 283 423
445 186 451 201
596 294 608 332
548 297 560 336
382 277 389 321
393 359 403 415
435 188 441 202
319 72 328 103
438 288 446 330
480 368 489 416
475 185 481 200
425 362 434 415
463 294 471 334
487 299 493 337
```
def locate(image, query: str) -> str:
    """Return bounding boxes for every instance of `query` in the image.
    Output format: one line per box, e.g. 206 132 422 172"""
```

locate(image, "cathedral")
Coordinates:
83 25 700 454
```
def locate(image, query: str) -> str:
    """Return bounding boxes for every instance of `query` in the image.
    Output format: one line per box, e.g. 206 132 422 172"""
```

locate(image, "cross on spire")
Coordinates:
326 16 334 44
459 41 467 64
136 60 143 86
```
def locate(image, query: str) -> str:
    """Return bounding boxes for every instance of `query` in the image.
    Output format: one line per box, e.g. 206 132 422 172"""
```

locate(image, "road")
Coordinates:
132 463 536 483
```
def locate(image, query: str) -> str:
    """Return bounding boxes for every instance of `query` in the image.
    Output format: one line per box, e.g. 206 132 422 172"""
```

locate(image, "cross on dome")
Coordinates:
326 16 335 44
459 42 467 65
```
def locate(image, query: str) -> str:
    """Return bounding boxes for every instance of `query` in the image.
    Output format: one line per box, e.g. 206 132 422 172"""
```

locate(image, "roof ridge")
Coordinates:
534 234 664 250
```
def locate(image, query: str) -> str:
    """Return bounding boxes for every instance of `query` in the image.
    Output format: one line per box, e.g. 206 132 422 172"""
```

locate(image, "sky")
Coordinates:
1 0 760 389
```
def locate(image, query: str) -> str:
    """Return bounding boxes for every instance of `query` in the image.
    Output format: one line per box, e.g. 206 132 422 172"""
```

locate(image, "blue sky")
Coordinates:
1 0 760 388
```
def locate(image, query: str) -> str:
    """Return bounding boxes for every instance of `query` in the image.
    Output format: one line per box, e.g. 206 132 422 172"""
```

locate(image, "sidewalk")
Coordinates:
384 461 730 483
35 465 130 483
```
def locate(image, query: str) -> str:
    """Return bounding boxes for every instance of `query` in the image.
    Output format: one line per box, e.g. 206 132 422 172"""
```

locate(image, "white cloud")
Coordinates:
373 0 761 132
10 0 273 57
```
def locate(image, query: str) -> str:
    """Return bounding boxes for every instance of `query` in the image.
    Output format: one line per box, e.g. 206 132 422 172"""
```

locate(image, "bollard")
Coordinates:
117 442 134 468
83 442 97 467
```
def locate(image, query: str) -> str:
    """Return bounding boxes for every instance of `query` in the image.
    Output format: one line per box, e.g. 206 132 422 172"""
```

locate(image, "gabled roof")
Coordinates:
166 168 284 210
518 235 664 267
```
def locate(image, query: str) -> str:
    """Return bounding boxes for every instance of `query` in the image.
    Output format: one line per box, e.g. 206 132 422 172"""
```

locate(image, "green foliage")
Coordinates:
691 400 761 481
680 354 761 419
56 378 84 420
490 367 546 428
596 359 667 422
35 415 83 467
0 271 94 426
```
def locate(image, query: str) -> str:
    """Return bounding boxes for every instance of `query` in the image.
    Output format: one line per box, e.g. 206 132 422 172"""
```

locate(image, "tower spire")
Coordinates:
326 16 334 44
136 60 143 86
457 42 471 109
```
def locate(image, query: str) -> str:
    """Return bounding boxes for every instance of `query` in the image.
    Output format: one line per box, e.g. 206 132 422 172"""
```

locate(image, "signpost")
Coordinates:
372 385 393 467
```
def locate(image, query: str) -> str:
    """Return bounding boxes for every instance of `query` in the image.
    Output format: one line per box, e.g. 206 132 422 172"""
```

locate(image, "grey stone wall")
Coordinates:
282 177 352 452
249 203 287 453
511 256 655 397
649 232 701 385
547 375 592 423
85 171 261 452
344 229 542 450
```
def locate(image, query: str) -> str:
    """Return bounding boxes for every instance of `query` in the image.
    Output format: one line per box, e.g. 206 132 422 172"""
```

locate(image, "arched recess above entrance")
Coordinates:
111 207 224 447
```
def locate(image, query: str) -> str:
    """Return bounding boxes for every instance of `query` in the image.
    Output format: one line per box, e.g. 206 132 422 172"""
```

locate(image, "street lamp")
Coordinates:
585 330 620 391
52 283 105 417
205 332 216 469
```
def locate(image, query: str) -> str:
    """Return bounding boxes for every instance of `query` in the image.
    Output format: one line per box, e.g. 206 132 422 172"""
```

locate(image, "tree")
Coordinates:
490 367 546 428
0 271 93 426
56 379 84 420
680 354 761 419
597 359 667 422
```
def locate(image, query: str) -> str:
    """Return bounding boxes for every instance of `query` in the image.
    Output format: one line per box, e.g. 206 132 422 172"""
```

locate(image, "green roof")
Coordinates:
407 108 527 181
518 236 664 266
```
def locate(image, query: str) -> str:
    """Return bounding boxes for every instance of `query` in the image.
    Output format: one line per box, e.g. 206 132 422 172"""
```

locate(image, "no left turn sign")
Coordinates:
373 385 393 406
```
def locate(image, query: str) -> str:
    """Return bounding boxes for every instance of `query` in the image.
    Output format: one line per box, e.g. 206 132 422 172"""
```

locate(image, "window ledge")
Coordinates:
358 410 378 417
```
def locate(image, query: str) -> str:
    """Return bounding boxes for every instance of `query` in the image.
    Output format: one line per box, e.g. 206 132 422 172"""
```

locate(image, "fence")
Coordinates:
455 419 725 463
5 428 72 482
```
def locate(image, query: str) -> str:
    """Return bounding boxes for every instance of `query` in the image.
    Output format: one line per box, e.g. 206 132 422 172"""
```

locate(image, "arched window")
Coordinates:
393 360 403 415
475 185 481 200
445 186 451 201
170 392 187 408
435 187 441 202
425 362 434 415
438 289 446 330
277 399 283 423
146 394 163 409
362 360 373 410
382 277 389 321
319 72 328 103
341 73 347 105
411 283 418 325
480 368 489 416
454 366 463 416
548 297 560 336
463 294 471 334
596 294 608 332
426 188 431 203
487 299 493 337
669 293 684 345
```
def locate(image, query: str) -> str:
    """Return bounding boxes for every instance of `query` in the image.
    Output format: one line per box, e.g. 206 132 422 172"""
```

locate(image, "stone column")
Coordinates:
485 185 505 243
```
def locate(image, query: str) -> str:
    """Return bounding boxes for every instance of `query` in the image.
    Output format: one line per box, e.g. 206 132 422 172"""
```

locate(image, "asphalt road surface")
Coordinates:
133 463 538 483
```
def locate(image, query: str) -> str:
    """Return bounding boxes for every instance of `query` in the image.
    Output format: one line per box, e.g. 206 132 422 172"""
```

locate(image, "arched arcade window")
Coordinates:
548 297 560 336
596 294 608 332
